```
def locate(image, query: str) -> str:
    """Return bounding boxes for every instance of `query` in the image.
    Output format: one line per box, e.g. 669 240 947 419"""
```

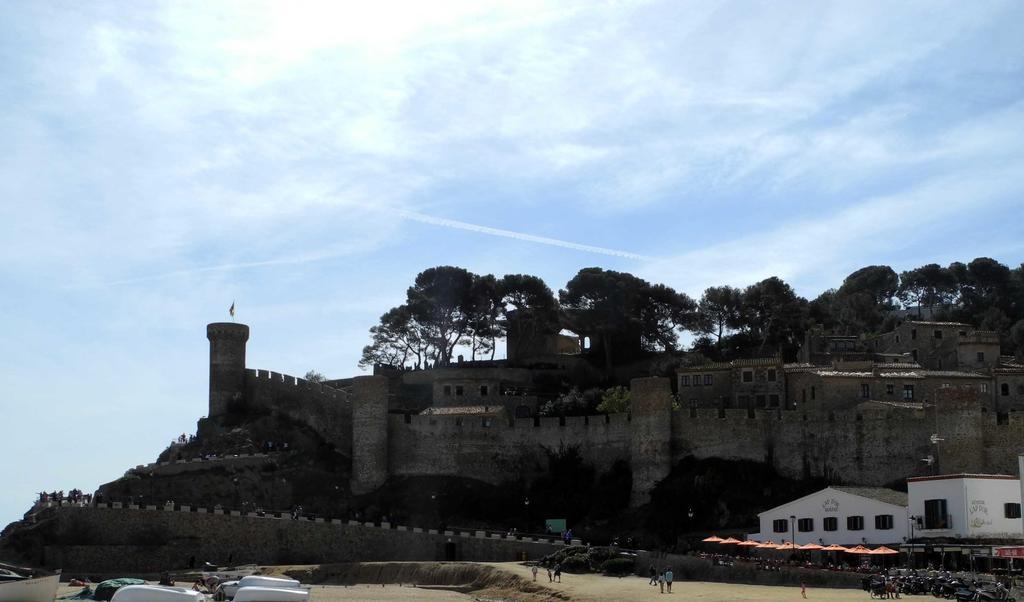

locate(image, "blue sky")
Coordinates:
2 0 1023 527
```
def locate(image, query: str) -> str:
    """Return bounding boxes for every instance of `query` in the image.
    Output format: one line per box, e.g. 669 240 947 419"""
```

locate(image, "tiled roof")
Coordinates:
857 400 927 411
906 320 972 327
833 486 908 507
421 405 504 416
678 357 781 372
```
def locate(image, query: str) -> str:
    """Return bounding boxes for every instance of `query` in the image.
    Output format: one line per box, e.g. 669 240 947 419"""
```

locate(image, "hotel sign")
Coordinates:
995 547 1024 558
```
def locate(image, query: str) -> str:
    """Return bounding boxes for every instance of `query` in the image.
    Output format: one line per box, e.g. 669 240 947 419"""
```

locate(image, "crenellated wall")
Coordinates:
204 324 1024 507
245 369 352 455
40 505 562 572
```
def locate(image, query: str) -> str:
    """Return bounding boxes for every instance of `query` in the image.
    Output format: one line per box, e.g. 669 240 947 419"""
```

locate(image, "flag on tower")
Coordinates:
229 301 235 318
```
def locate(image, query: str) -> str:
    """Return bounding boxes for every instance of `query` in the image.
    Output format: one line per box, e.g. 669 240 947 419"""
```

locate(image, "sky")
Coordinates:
1 0 1024 528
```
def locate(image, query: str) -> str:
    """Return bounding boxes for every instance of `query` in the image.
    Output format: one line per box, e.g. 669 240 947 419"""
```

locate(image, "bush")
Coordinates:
559 554 591 573
600 557 635 575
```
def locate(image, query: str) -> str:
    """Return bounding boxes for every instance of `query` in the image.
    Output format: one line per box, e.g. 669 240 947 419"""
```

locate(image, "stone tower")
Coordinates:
629 377 673 506
207 322 250 417
351 375 389 495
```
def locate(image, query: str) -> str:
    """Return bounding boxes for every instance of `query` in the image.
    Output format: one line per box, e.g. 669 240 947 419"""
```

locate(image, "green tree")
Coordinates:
406 266 477 366
499 274 560 358
358 305 429 369
695 286 743 348
595 386 631 414
833 265 899 333
303 370 325 383
739 277 808 358
898 263 958 316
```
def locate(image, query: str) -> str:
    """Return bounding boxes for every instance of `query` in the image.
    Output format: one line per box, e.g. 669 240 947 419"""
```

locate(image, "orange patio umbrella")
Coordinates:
798 543 825 551
737 540 761 547
845 545 873 554
869 546 899 555
718 537 742 545
702 535 724 543
756 540 779 549
774 541 798 551
821 544 849 552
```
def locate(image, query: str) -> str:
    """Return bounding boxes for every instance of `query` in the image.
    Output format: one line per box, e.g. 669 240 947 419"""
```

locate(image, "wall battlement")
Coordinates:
205 323 1023 508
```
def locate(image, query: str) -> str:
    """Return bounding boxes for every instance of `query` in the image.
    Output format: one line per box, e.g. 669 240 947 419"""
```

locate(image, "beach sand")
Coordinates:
54 563 869 601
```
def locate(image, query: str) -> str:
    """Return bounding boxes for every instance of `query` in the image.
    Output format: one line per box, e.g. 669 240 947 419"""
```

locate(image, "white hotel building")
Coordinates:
748 486 909 547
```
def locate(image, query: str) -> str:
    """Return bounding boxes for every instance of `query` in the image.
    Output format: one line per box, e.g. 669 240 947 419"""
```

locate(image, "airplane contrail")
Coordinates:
100 206 651 286
390 208 654 260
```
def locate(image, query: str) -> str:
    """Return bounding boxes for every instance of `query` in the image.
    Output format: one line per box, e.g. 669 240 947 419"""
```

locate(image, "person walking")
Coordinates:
547 567 552 583
658 570 665 593
801 581 807 598
531 565 538 582
554 565 562 583
665 567 673 593
649 564 657 585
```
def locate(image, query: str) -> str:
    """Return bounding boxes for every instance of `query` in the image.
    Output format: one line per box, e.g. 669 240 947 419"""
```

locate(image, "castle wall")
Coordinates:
387 412 633 484
245 370 352 455
351 376 389 495
40 506 561 572
629 378 672 505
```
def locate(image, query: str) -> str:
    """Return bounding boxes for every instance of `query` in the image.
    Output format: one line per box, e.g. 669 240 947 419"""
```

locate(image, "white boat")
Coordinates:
0 573 60 602
232 587 308 602
110 585 205 602
236 577 299 590
216 576 300 600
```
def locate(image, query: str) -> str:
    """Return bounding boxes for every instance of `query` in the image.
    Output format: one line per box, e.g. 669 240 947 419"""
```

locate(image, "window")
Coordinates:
982 383 989 393
480 385 489 396
823 517 838 532
912 349 918 362
886 384 895 395
977 352 985 363
903 385 915 400
847 516 864 531
861 384 870 399
801 389 807 403
443 385 452 396
959 330 967 337
743 370 753 383
798 518 813 532
875 515 894 530
934 330 943 339
811 386 816 400
1002 383 1011 396
769 394 780 408
768 369 777 382
756 395 766 408
455 385 464 396
896 335 901 343
1005 503 1021 519
924 499 949 529
681 375 690 386
705 374 713 386
772 519 789 533
911 329 917 340
738 395 750 408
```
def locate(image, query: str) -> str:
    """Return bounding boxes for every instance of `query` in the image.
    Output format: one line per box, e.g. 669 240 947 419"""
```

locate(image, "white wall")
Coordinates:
907 476 1022 539
749 488 908 546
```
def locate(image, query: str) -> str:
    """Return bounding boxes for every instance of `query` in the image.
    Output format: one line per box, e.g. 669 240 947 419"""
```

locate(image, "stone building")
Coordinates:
870 320 1001 371
677 358 786 411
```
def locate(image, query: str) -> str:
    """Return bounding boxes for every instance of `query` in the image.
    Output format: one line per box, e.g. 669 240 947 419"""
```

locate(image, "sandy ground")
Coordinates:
54 564 870 602
486 562 868 601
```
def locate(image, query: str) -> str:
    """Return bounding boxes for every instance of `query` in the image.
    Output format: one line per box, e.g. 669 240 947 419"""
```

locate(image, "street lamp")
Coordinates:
790 515 796 550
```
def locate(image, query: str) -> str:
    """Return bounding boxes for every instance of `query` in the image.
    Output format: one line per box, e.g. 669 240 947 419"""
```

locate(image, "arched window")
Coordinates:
1002 383 1011 396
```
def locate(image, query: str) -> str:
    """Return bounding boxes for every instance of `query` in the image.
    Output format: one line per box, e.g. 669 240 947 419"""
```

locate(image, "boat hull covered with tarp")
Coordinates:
232 587 309 602
110 585 205 602
0 574 60 602
95 578 147 601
